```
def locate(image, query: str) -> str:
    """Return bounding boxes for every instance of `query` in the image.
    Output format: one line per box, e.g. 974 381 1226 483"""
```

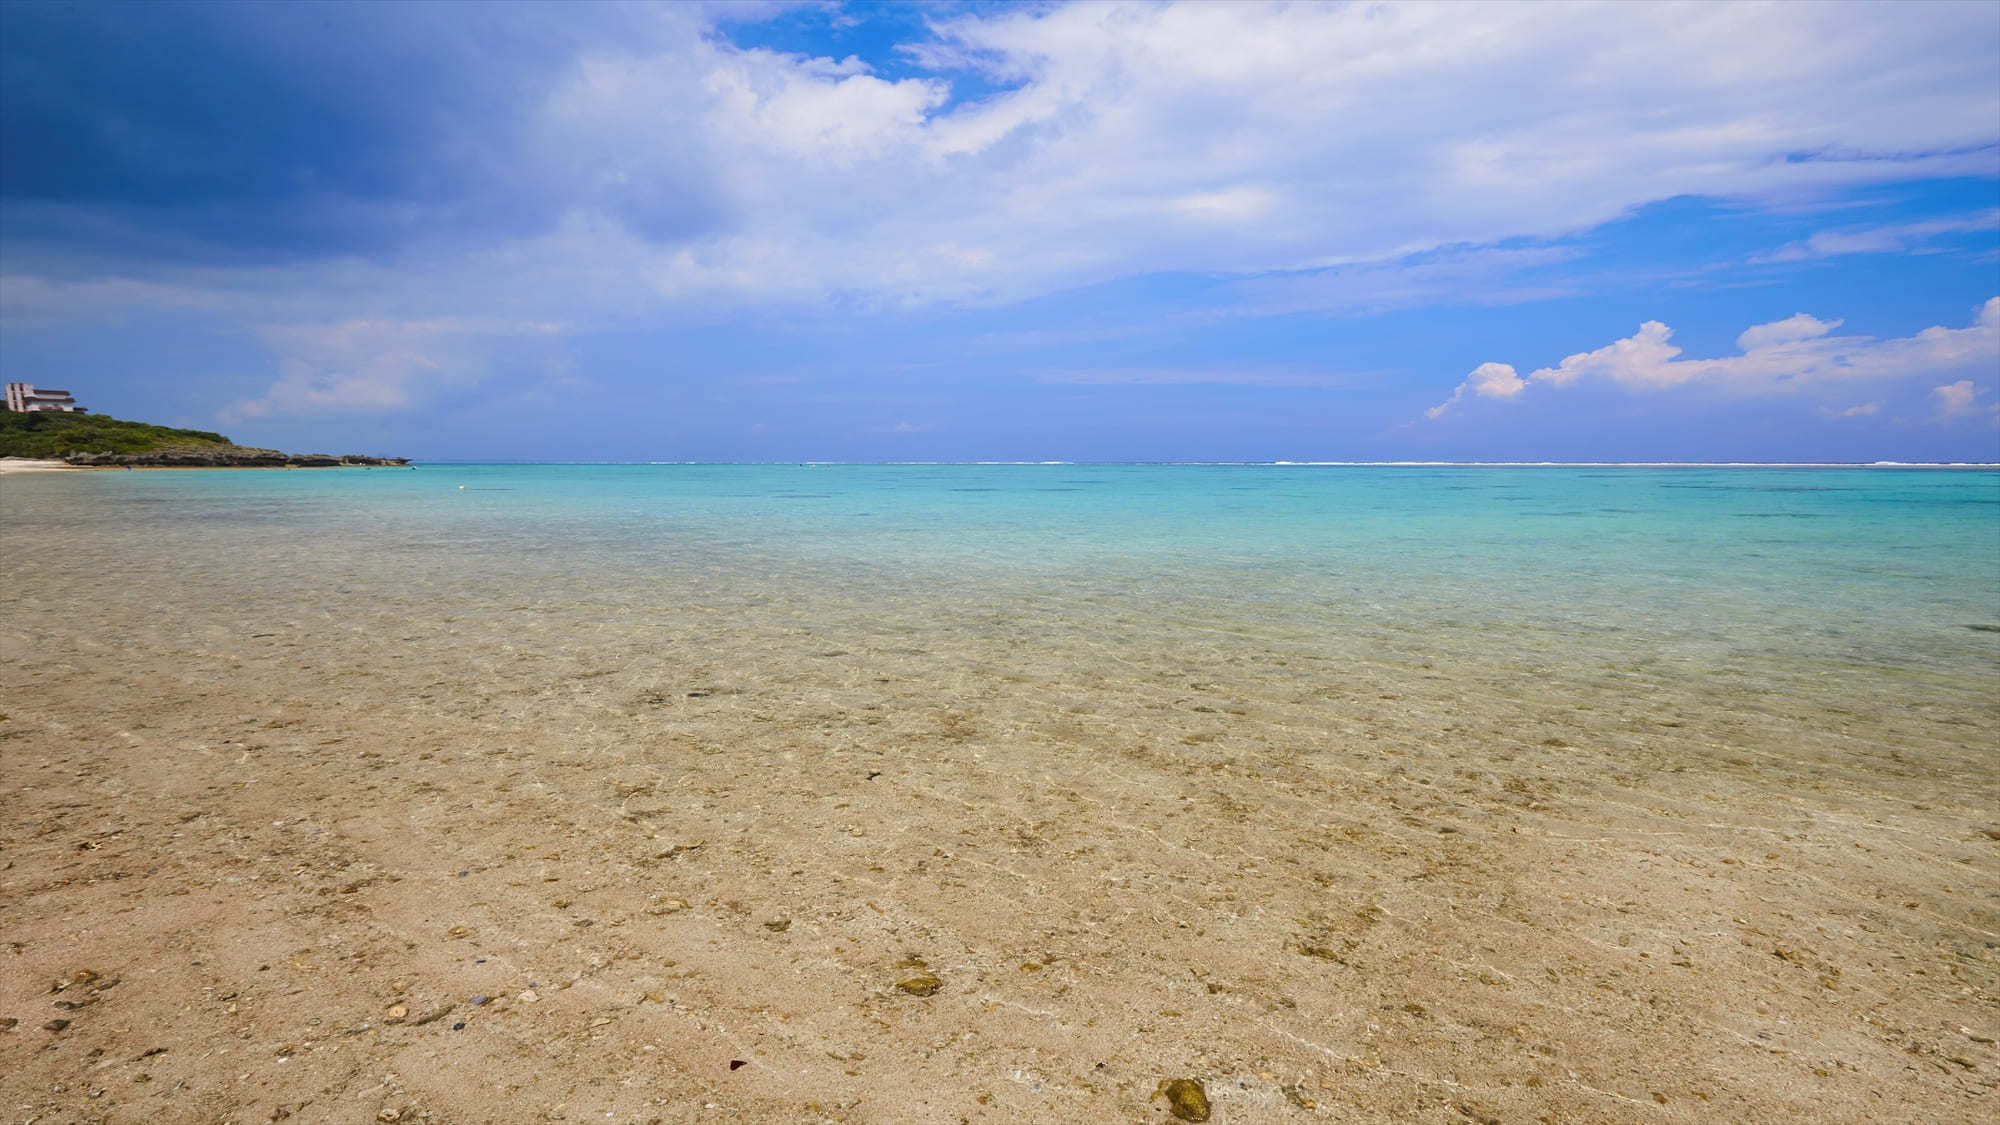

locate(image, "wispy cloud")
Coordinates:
225 318 569 421
1036 367 1359 389
0 274 232 314
1751 209 2000 264
1221 245 1583 320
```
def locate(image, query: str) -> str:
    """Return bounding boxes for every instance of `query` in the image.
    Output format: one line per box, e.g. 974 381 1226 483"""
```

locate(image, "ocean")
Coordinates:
14 463 1998 670
10 461 1996 778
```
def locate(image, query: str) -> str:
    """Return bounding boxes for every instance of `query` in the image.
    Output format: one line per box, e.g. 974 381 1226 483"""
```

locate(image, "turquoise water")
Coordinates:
31 462 1998 627
9 463 1997 745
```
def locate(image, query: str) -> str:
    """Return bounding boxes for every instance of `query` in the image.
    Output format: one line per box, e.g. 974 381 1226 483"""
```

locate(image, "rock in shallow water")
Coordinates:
1156 1078 1210 1121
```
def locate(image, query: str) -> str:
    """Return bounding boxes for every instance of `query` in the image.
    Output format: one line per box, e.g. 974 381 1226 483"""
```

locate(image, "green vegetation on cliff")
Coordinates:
0 410 408 466
0 410 234 458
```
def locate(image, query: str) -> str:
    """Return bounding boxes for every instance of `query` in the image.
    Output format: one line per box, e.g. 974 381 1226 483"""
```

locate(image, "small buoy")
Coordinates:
458 484 465 490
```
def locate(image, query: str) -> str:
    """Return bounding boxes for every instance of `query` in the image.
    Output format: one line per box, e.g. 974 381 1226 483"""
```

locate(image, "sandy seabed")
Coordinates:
2 476 1996 1125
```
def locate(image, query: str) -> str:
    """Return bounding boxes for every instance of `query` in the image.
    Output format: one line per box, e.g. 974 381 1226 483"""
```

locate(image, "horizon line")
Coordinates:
401 459 2000 469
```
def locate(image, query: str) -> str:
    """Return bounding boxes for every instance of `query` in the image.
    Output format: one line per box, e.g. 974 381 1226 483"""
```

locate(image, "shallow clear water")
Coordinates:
24 464 1998 616
8 464 1997 764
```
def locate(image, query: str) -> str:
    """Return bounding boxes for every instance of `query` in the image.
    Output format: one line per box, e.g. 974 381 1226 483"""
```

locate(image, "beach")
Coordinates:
2 465 1995 1124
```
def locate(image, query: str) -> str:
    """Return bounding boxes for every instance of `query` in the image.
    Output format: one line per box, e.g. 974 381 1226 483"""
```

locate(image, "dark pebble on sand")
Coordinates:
43 1019 70 1032
471 995 490 1006
452 1022 466 1031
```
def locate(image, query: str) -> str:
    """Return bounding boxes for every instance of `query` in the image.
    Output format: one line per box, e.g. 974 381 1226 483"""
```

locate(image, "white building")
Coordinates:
3 383 86 413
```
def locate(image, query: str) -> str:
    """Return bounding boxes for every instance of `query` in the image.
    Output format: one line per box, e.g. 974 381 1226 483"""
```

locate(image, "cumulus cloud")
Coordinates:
1933 380 1977 415
225 318 568 421
1425 362 1528 418
1930 379 1998 425
1735 313 1842 353
1427 298 2000 418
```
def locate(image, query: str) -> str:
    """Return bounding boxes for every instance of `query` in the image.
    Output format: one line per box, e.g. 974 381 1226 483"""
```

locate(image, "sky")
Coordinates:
2 0 1997 463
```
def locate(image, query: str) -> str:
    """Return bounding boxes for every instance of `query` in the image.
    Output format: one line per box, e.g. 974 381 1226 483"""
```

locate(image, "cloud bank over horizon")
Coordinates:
1429 298 2000 426
2 0 1996 461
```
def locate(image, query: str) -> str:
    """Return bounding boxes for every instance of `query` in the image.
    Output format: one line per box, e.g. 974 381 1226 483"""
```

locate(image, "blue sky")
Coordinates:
3 0 1997 462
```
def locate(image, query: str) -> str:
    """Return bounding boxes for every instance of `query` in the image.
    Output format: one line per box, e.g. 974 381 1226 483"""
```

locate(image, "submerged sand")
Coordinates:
2 477 1996 1124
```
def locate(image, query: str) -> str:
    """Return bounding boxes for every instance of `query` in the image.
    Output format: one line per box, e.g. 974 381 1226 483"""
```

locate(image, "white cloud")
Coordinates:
1427 298 2000 418
1933 380 1977 415
1735 313 1841 352
225 318 568 420
1170 186 1280 223
12 0 1998 340
1425 362 1527 418
521 0 2000 307
1929 379 1998 425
